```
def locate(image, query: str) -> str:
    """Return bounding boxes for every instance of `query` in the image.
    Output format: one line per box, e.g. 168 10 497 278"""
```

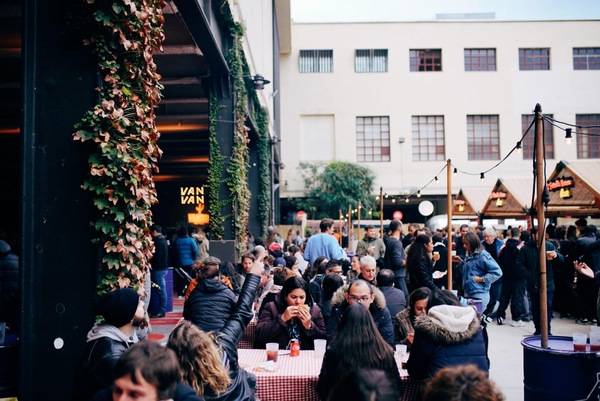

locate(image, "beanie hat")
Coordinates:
97 288 139 327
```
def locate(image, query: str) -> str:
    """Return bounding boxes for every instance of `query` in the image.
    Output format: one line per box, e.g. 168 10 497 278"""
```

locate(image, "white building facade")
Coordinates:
279 19 600 221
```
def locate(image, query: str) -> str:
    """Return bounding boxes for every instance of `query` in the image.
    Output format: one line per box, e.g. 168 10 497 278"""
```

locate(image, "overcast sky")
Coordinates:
291 0 600 23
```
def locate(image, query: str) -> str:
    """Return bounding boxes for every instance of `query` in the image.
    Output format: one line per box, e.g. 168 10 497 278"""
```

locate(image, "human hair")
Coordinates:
376 269 395 287
510 227 520 238
360 255 376 267
431 234 443 244
284 255 297 269
114 341 180 400
198 263 220 279
320 218 335 232
330 303 397 375
176 226 188 237
406 234 431 267
167 321 231 396
314 256 329 275
389 220 402 234
462 232 482 254
272 267 296 286
427 288 461 309
409 287 432 320
288 244 299 254
325 260 342 272
328 369 400 401
281 276 312 307
348 279 374 296
242 251 256 262
150 224 162 233
322 273 344 301
409 223 420 231
483 227 497 239
422 364 505 401
365 224 375 231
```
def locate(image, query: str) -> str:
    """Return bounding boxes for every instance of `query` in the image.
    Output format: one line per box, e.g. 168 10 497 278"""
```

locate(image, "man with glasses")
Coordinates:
326 279 394 347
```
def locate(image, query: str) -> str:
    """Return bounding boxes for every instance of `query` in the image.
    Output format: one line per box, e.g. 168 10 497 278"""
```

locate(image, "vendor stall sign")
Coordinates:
547 176 575 199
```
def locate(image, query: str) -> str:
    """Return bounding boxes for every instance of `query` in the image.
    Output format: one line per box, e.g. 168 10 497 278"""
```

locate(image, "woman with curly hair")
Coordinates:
317 303 403 401
167 252 265 400
407 234 436 292
422 364 505 401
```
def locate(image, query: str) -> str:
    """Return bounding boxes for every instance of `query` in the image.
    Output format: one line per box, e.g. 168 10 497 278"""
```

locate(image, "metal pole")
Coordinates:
379 187 384 238
535 103 549 348
447 159 453 290
348 204 353 252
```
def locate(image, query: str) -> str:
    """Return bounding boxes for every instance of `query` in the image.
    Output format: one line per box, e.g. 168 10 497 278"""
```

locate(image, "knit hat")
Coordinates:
203 256 221 266
97 288 139 327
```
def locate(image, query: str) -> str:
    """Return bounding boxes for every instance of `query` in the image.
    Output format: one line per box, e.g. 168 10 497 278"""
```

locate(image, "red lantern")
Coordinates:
296 210 307 221
393 211 403 221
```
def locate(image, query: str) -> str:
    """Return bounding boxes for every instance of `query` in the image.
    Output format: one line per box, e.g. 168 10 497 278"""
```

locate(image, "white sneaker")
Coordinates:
512 320 525 327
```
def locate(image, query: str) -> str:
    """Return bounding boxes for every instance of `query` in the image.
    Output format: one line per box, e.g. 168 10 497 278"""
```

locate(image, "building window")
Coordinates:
573 48 600 70
576 114 600 159
467 115 500 160
356 116 390 162
521 114 554 159
299 50 333 73
519 48 550 70
411 116 445 161
355 49 388 73
464 48 496 71
410 49 442 71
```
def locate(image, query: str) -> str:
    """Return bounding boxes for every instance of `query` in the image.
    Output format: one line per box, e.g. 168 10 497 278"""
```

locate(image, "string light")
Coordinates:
453 167 457 176
392 198 396 203
516 141 522 153
565 128 572 144
417 190 421 198
405 197 409 203
480 172 485 182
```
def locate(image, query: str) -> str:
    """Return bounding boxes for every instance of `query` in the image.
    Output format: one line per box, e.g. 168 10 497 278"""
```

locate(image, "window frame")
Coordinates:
464 48 497 71
467 115 500 160
355 49 388 73
411 115 446 162
519 48 550 71
573 47 600 70
576 114 600 159
409 49 442 72
299 50 334 73
356 116 391 163
521 114 554 160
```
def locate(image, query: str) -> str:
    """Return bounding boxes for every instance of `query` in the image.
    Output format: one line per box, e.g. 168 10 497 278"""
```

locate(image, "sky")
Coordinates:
291 0 600 23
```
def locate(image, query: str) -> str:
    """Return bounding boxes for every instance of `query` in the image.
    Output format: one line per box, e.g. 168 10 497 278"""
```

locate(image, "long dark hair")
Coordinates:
463 231 482 255
407 234 431 267
279 276 312 311
408 287 432 321
329 303 395 371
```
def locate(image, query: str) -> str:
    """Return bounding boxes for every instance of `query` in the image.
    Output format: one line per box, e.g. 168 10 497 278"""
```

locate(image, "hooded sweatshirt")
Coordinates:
406 305 488 380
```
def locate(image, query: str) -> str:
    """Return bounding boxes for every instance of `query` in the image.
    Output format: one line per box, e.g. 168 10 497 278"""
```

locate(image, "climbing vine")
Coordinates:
73 0 165 295
208 95 227 240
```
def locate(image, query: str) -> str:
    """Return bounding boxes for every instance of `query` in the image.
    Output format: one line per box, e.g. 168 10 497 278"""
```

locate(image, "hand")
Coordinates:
282 305 298 322
367 246 375 255
473 276 483 283
297 305 312 329
250 249 267 276
406 333 414 344
574 261 594 279
452 255 463 263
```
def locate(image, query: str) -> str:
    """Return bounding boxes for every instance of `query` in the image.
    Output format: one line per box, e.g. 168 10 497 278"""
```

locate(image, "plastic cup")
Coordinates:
266 342 279 362
395 344 407 359
590 329 600 352
546 251 555 260
432 252 440 261
314 339 327 358
573 332 587 351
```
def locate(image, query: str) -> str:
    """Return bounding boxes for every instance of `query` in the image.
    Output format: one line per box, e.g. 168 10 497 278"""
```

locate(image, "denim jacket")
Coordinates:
459 249 502 298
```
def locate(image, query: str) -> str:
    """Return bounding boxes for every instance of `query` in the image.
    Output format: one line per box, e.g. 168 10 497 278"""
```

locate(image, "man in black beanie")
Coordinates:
73 288 145 400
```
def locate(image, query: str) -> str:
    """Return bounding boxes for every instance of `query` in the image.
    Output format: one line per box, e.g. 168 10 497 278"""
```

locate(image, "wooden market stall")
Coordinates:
544 160 600 217
453 187 491 218
480 178 533 219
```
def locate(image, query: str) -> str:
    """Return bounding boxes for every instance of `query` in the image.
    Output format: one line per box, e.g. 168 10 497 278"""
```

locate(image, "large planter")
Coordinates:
522 335 600 400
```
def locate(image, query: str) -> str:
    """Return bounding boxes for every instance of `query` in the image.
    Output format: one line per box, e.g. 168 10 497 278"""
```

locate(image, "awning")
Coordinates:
544 160 600 217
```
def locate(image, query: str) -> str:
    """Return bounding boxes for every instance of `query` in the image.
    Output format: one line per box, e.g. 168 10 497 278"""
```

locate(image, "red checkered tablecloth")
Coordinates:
238 349 420 401
237 319 257 349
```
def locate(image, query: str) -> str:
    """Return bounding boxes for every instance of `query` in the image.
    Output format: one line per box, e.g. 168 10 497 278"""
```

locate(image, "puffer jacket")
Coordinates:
406 305 488 380
255 293 326 350
327 284 394 347
457 249 502 300
183 278 237 333
175 236 198 267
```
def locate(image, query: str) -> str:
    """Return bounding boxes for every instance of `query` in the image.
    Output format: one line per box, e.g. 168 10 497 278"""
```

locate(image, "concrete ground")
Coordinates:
487 312 589 401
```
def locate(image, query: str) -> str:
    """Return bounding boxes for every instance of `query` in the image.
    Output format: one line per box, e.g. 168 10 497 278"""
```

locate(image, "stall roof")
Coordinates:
481 178 533 218
544 160 600 217
453 187 490 217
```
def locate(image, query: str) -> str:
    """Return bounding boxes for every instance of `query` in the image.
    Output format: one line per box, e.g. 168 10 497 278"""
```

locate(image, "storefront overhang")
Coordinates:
544 160 600 217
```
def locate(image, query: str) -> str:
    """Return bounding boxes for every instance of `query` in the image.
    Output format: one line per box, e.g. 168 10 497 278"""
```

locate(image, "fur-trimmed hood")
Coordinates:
330 283 387 310
413 305 480 345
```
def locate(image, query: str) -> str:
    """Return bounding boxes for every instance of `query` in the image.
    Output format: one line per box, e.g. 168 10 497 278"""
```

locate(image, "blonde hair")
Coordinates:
167 321 231 396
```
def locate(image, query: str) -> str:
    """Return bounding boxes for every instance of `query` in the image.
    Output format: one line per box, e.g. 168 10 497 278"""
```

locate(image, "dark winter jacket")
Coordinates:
175 236 198 267
0 241 19 328
255 294 326 350
379 285 406 318
497 238 524 280
384 237 406 277
73 323 137 401
309 274 325 305
183 278 237 333
151 233 169 270
406 305 488 380
517 240 563 293
202 274 261 401
408 254 436 291
327 285 395 347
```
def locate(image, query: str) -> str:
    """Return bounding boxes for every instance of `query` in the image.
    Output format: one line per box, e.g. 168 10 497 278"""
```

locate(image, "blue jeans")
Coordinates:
151 269 168 314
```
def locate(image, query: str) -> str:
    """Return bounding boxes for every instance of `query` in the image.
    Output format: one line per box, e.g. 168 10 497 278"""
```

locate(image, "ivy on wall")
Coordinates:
208 95 227 240
73 0 165 295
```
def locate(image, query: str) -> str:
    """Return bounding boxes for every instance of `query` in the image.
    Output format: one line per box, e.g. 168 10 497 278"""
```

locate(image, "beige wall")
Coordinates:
280 20 600 198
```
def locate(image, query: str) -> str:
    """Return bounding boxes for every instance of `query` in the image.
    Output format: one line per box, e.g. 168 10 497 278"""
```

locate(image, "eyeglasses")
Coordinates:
348 295 372 303
331 270 343 275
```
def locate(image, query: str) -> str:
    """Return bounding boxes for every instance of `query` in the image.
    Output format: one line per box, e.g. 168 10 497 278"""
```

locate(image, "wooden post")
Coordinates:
535 103 549 348
447 159 453 290
379 187 384 238
338 209 343 247
348 204 353 252
357 199 361 243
